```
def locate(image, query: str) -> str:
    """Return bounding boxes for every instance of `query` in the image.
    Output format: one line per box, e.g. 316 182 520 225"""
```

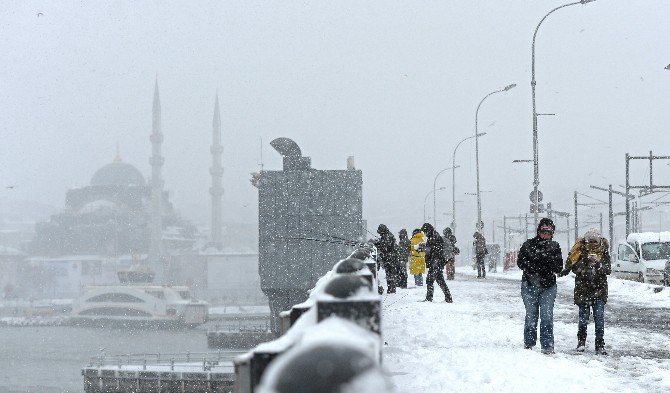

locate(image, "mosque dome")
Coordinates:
90 161 146 187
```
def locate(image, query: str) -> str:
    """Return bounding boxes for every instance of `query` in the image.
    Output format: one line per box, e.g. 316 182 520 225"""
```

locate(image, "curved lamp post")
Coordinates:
424 187 446 224
451 133 485 236
475 83 516 232
433 165 459 227
530 0 596 225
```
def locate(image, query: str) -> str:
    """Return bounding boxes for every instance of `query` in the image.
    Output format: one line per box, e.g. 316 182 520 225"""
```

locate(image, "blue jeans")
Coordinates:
578 300 605 347
414 274 423 286
521 281 557 350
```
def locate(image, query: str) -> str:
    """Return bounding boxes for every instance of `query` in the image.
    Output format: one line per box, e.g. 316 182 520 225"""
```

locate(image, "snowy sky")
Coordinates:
2 0 670 236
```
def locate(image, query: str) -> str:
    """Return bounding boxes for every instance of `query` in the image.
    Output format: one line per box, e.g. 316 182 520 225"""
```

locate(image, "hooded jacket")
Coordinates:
375 224 398 266
443 229 459 261
565 237 611 304
409 231 426 275
517 218 563 288
398 231 411 265
421 223 446 269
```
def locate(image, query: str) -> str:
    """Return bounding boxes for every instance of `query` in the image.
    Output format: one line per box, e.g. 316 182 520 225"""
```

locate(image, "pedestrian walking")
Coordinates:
421 223 453 303
559 228 611 355
374 224 399 294
409 229 426 286
517 218 563 355
443 228 459 280
397 229 410 289
473 232 488 278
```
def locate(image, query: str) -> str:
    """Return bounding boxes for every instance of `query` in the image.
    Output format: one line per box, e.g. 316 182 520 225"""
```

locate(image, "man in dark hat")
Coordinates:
421 223 453 302
374 224 399 294
397 229 410 289
517 218 563 355
442 227 459 280
473 231 488 278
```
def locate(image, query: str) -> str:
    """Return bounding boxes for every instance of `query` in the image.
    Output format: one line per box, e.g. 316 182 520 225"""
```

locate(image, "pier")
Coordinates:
82 351 241 393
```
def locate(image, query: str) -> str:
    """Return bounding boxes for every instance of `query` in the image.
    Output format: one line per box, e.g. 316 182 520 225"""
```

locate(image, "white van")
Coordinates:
614 232 670 285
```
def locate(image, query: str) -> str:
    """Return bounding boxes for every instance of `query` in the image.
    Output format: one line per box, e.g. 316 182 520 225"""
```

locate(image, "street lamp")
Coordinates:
434 165 459 227
424 187 446 223
530 0 596 225
475 83 516 231
451 133 485 236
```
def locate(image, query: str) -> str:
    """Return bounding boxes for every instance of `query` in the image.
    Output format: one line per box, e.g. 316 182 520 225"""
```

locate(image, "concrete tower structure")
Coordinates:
149 79 164 280
210 94 224 249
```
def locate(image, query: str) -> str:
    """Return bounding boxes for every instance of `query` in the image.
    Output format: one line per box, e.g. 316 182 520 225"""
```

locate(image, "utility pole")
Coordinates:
492 220 495 243
591 184 635 253
574 191 578 242
625 151 670 236
573 191 608 240
503 216 507 251
525 214 529 238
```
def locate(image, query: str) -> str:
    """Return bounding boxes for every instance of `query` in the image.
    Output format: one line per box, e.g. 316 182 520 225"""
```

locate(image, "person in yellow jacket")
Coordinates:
559 228 611 355
409 228 426 286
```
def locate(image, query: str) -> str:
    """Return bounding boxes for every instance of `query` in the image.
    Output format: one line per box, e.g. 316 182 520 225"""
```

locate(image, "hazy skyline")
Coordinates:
2 1 670 241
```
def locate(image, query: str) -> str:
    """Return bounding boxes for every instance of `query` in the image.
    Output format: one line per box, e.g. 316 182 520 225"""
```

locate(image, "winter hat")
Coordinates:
412 228 422 236
421 223 434 235
443 227 453 236
399 229 407 237
536 218 555 236
377 224 389 234
583 228 602 242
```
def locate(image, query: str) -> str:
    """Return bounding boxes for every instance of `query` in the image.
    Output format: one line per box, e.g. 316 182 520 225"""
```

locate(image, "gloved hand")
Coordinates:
557 268 571 277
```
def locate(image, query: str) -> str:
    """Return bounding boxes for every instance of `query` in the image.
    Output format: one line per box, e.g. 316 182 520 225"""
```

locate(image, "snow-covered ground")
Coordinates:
383 267 670 393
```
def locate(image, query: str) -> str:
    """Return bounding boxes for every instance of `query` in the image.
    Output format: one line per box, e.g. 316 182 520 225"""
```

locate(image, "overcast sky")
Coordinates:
2 0 670 241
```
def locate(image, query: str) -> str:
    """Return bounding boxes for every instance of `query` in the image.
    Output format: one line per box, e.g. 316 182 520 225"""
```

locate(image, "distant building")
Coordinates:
10 83 265 304
0 246 24 299
29 154 196 258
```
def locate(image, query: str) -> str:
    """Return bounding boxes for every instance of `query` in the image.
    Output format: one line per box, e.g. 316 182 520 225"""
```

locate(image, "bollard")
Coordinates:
255 343 388 393
316 275 381 334
334 258 374 286
250 349 283 391
233 354 252 393
278 310 291 335
288 304 310 326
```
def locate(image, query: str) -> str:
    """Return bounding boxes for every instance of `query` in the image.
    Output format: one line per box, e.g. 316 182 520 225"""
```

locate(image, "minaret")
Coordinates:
210 94 224 249
149 79 164 279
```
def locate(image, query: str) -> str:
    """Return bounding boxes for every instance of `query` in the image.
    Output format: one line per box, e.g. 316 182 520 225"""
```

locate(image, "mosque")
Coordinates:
15 82 265 303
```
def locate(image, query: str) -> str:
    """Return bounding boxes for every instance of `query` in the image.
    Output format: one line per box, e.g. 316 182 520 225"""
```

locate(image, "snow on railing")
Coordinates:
86 350 243 372
234 247 391 393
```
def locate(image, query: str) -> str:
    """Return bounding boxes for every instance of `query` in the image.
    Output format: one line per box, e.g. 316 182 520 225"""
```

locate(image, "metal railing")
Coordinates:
87 350 243 372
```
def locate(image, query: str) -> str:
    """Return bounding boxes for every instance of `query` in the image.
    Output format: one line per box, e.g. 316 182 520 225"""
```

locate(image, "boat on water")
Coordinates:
70 264 207 328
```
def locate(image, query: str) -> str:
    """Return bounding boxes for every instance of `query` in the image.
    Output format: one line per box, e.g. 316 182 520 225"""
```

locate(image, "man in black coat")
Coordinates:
421 223 453 302
397 229 410 289
517 217 563 354
375 224 399 294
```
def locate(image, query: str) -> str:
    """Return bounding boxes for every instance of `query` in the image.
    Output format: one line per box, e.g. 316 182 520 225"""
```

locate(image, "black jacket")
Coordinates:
398 236 411 264
517 236 563 288
425 232 446 268
375 231 398 266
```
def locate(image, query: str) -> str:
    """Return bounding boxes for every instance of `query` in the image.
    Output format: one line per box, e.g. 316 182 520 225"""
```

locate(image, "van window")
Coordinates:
618 244 637 261
640 242 670 260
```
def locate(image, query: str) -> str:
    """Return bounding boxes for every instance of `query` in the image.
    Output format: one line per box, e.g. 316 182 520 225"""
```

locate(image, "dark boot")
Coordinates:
576 340 586 352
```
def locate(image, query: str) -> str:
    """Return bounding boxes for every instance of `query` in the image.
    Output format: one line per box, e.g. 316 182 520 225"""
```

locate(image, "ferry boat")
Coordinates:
70 265 207 327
